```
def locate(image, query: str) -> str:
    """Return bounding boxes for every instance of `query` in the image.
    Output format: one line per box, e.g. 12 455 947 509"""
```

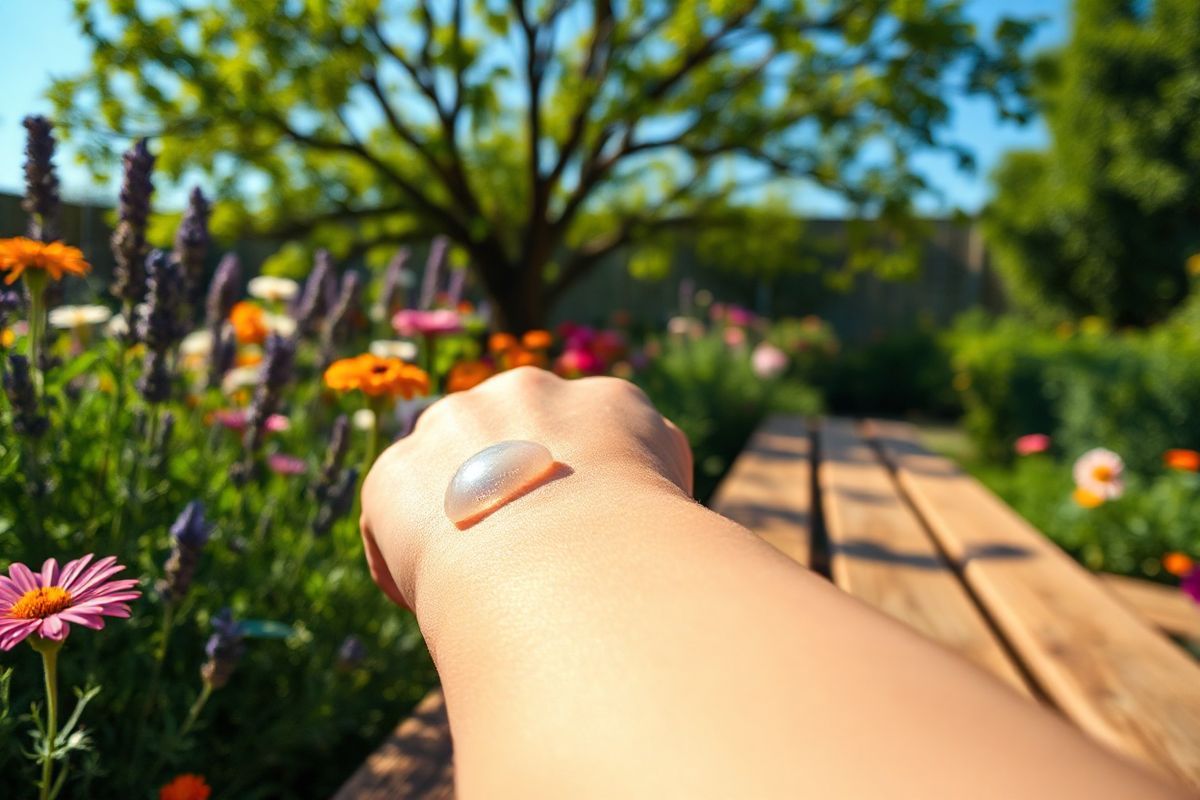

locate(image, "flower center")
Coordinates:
9 586 72 619
370 364 389 374
1091 465 1114 482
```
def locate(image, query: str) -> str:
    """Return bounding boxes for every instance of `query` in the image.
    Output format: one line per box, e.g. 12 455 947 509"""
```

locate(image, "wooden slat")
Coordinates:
709 414 812 566
868 419 1200 790
818 419 1031 694
1103 573 1200 643
333 690 455 799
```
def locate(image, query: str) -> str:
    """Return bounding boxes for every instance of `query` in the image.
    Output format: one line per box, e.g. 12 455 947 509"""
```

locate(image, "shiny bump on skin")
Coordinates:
445 440 556 527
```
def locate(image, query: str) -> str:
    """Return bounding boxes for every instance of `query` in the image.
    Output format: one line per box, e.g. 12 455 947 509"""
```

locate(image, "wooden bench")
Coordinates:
335 415 1200 797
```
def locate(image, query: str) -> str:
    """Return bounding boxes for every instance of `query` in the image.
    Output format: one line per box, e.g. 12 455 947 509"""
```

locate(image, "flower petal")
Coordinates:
37 615 68 641
40 558 60 588
56 554 95 591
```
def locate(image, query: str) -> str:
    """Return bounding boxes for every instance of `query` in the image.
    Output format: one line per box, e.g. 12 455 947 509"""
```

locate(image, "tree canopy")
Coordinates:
55 0 1033 330
986 0 1200 327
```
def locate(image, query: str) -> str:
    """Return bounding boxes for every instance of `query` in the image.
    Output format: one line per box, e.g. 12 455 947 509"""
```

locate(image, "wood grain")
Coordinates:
868 418 1200 790
709 414 812 566
1103 573 1200 643
332 689 455 799
819 418 1031 694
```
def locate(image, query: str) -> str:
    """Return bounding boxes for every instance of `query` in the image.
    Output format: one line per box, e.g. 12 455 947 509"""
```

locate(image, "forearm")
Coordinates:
405 476 1177 799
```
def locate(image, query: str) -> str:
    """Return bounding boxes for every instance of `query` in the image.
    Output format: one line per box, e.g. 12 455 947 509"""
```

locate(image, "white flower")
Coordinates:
180 329 214 358
368 339 419 361
48 305 112 330
105 315 129 338
248 276 300 303
221 364 262 395
264 312 297 337
353 408 376 431
1073 448 1125 500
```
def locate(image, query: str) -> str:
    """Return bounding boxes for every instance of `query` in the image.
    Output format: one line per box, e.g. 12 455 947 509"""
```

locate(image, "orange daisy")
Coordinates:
0 237 90 285
1164 449 1200 473
447 360 496 393
488 332 518 354
324 354 430 399
229 301 268 345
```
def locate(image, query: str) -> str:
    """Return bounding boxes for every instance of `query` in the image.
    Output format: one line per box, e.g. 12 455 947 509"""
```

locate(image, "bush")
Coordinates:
823 327 958 418
945 308 1200 472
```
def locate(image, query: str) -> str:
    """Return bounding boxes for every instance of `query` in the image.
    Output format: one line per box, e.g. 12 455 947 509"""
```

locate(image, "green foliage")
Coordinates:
946 303 1200 473
53 0 1034 328
973 455 1200 581
986 0 1200 325
635 319 822 502
823 327 958 417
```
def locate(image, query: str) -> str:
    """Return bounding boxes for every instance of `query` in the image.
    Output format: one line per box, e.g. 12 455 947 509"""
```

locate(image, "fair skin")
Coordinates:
361 367 1182 799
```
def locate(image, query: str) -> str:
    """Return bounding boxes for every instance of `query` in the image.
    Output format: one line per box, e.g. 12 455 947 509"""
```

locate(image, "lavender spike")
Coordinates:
21 116 60 242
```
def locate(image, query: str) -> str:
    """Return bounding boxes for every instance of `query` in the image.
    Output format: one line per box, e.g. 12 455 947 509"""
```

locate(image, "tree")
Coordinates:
986 0 1200 327
54 0 1032 331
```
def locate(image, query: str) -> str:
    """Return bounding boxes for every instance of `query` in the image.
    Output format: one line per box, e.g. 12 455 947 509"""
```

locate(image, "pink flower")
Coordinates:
213 410 289 433
1014 433 1051 456
392 309 463 337
724 305 756 327
555 347 604 377
723 326 746 348
268 454 307 476
751 342 788 379
1073 448 1125 500
592 330 626 363
1182 567 1200 605
0 555 140 650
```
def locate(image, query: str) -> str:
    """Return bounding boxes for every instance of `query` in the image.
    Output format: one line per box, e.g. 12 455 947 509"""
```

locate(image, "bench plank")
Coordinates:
819 419 1031 695
869 419 1200 789
1103 573 1200 643
709 414 812 566
333 690 454 799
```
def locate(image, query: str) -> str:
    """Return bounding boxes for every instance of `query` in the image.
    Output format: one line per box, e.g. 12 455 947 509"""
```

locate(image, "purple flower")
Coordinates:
267 453 307 476
110 139 155 310
174 186 210 305
321 271 362 366
4 354 47 438
21 115 60 242
237 334 297 475
158 500 213 603
202 608 245 689
418 236 448 310
336 635 367 670
293 249 337 334
205 253 242 332
137 251 187 403
313 466 359 536
378 248 410 319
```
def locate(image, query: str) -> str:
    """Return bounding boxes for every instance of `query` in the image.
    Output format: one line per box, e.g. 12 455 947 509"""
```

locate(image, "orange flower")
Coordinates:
507 347 544 368
447 360 496 393
1072 487 1104 509
160 774 212 800
521 329 553 350
0 237 90 284
1164 449 1200 472
489 332 518 354
236 348 263 367
324 354 430 399
1164 552 1195 577
229 301 268 345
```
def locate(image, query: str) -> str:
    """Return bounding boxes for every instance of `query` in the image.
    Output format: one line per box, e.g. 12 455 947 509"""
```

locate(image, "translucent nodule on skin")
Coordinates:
445 440 556 527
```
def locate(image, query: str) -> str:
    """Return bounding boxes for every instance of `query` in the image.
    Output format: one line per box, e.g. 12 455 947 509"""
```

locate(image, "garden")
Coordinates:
2 0 1199 798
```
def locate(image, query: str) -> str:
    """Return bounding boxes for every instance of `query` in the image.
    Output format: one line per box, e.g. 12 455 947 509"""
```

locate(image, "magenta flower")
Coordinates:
0 555 140 650
555 347 604 377
214 409 289 433
1183 567 1200 605
268 453 307 476
392 309 463 337
1014 433 1052 456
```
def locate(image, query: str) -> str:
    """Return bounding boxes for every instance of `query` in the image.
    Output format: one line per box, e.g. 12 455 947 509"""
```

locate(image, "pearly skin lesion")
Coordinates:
444 440 557 527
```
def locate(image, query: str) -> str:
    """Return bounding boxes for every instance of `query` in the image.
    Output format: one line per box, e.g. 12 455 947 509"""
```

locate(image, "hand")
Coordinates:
360 367 693 612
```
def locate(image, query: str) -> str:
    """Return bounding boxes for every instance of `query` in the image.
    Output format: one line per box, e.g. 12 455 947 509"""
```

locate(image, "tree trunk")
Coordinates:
476 257 548 334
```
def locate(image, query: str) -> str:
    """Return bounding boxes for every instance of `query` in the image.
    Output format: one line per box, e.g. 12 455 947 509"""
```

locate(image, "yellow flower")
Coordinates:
0 238 90 284
1072 487 1104 509
1 329 13 348
1188 253 1200 277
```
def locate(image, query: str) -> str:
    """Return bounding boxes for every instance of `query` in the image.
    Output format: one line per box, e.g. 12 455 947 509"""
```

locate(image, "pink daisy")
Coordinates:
392 309 463 338
0 555 140 650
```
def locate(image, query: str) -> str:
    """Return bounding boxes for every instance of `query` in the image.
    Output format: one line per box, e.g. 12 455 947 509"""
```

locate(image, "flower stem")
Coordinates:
25 271 47 388
180 682 213 740
32 638 61 800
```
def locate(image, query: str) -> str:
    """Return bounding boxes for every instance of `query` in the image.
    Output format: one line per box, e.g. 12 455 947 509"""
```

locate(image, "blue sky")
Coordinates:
0 0 1069 215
